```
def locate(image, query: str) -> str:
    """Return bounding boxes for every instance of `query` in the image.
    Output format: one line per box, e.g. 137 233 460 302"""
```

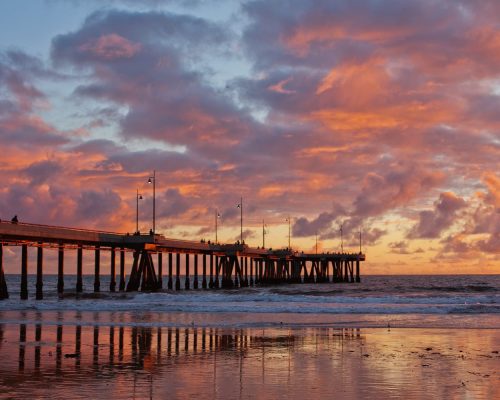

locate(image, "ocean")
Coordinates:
0 274 499 328
1 275 499 399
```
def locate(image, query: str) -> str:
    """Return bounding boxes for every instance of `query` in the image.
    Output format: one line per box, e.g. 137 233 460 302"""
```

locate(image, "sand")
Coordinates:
0 314 499 399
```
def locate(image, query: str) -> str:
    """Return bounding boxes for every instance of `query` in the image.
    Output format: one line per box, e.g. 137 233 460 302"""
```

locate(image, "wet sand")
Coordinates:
1 319 499 399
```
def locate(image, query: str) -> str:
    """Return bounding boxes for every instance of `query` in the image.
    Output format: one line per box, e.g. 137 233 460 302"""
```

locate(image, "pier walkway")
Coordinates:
0 221 365 300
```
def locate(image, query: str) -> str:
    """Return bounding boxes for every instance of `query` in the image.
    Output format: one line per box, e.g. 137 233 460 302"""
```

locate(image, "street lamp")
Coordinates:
340 223 344 253
285 216 291 249
215 209 221 243
147 170 156 234
236 197 243 243
262 219 268 248
136 189 143 234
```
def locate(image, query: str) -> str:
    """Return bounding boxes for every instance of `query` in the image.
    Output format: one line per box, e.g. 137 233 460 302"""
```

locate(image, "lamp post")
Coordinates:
215 209 221 243
262 219 268 248
136 189 143 233
236 197 243 243
315 231 318 254
285 216 291 249
147 170 156 234
340 223 344 253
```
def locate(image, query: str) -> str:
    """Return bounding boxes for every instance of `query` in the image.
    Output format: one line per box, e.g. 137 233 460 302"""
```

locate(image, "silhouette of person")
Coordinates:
11 215 18 223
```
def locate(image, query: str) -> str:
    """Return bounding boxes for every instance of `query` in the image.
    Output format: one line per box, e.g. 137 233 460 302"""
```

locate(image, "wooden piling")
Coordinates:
110 247 116 292
0 243 9 299
249 258 254 286
244 257 248 287
202 254 207 289
76 245 83 293
214 256 220 288
36 244 43 300
94 246 100 292
119 248 125 291
193 254 199 289
209 254 214 288
158 252 163 289
175 253 181 290
20 244 28 300
356 257 360 282
185 253 190 290
57 244 64 297
167 252 173 290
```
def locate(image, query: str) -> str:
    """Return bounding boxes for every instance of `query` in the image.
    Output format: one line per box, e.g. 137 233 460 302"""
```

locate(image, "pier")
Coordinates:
0 220 365 300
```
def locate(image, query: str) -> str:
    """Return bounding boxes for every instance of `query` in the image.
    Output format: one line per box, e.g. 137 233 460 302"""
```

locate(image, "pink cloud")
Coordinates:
79 33 141 60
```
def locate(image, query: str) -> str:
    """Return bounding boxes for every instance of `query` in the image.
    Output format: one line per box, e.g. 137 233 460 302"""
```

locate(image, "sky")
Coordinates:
0 0 499 274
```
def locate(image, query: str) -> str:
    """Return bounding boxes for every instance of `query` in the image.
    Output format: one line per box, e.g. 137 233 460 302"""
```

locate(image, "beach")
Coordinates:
1 275 499 399
0 318 499 399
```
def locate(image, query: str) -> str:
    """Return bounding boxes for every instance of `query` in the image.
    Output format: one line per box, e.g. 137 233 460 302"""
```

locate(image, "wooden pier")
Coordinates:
0 221 365 300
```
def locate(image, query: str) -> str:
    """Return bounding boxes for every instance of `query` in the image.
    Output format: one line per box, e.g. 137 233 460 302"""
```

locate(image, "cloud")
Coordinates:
23 160 63 186
76 189 122 220
78 34 142 60
409 192 466 239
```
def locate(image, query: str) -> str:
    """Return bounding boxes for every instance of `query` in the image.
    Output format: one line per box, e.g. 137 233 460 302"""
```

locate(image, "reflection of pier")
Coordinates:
0 323 363 379
0 221 365 299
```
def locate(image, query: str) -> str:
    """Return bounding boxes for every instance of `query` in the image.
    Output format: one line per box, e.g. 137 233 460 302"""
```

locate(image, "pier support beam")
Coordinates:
209 255 214 288
249 258 254 286
356 258 360 282
202 254 207 289
119 248 125 291
94 246 100 293
76 245 83 293
167 253 173 290
157 252 163 289
214 256 220 288
20 244 28 300
109 247 116 292
175 253 181 291
36 244 43 300
185 254 190 290
244 257 249 287
0 243 9 300
57 245 64 297
193 254 199 289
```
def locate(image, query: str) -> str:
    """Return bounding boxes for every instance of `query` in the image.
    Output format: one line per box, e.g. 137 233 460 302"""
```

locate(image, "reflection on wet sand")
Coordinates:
1 323 499 399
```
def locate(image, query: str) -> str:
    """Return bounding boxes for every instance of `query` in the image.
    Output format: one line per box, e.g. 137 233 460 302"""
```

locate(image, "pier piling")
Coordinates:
57 245 64 297
76 245 83 293
20 244 28 300
109 247 116 292
167 252 173 290
94 246 100 292
158 252 163 289
0 243 8 299
175 253 181 291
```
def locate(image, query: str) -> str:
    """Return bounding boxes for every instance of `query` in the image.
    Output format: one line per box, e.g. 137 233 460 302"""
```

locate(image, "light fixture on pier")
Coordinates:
285 216 291 249
262 219 268 248
340 223 344 253
136 189 143 234
147 170 156 234
236 197 243 243
215 209 221 243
